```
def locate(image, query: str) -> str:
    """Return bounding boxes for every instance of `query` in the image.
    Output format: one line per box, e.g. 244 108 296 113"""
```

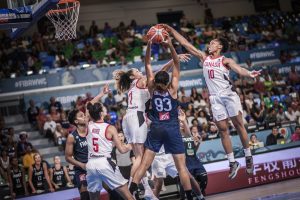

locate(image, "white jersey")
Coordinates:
127 79 150 112
87 121 112 159
203 55 233 95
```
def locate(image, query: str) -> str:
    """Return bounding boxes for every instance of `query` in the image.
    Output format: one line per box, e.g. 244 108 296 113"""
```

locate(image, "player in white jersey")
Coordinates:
113 53 190 199
85 101 134 200
163 24 261 180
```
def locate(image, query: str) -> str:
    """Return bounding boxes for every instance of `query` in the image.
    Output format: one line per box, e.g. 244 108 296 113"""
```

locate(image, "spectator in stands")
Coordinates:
75 96 85 113
8 157 28 198
251 101 266 124
191 125 207 141
253 76 266 95
27 99 39 129
0 150 9 173
197 110 208 127
43 115 56 142
285 106 298 122
22 145 35 171
266 127 284 146
28 153 54 194
114 90 126 106
60 112 71 131
264 75 273 92
17 132 32 157
111 132 135 180
276 107 286 122
288 66 300 86
48 97 63 113
104 91 117 111
7 137 17 158
271 99 283 113
249 134 264 150
55 123 68 150
7 127 18 142
207 122 219 140
37 107 47 132
291 126 300 142
50 106 61 123
89 20 98 37
50 156 73 190
266 108 277 123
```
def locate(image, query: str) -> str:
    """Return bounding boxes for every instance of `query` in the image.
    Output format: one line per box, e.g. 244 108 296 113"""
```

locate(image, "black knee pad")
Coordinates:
196 173 208 191
80 191 90 200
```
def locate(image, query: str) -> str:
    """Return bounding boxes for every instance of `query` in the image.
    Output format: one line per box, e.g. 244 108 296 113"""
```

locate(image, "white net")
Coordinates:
46 0 80 40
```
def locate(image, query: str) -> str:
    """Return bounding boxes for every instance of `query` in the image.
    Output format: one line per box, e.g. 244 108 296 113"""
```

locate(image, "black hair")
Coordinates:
217 37 229 53
68 109 80 126
114 69 135 93
87 102 103 121
154 71 169 92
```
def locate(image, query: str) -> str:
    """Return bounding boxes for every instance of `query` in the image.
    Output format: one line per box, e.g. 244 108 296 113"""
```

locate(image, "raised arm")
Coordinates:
156 53 191 73
89 84 110 105
224 58 261 78
178 109 191 137
163 24 206 62
145 40 155 94
168 37 180 94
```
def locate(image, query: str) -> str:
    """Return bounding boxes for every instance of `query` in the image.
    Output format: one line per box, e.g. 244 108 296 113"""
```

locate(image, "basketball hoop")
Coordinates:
46 0 80 40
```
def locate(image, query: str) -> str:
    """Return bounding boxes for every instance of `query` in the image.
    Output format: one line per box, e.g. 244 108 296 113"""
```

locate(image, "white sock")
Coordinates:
227 152 235 163
244 148 252 157
141 177 151 191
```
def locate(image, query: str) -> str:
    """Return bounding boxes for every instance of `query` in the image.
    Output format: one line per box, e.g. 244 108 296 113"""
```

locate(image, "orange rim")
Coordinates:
47 0 80 14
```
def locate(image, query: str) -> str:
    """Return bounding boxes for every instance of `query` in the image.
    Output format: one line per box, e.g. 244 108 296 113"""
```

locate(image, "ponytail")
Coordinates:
113 69 134 93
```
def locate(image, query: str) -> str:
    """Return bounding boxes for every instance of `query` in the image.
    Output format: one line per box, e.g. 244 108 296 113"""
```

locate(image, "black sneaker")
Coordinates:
245 156 254 174
228 161 240 179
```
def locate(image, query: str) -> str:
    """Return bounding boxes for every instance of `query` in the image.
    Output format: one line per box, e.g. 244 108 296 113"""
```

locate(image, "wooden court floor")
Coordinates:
206 178 300 200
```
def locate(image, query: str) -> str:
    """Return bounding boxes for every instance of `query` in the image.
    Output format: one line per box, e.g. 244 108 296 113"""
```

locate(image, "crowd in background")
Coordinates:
0 11 299 78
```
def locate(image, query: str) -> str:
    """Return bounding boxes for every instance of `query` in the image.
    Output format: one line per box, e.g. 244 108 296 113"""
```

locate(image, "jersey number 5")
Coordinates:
208 69 214 79
92 138 99 152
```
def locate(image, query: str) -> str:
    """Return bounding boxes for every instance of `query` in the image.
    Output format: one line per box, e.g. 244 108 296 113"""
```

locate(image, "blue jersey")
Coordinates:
71 130 88 168
148 90 179 124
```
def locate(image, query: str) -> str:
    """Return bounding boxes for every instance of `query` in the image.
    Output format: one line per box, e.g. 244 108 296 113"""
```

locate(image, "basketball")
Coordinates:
146 24 169 43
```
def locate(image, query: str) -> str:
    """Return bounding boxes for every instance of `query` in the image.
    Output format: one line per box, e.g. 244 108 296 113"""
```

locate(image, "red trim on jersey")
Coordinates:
95 120 104 124
105 125 112 141
209 55 223 60
222 56 231 70
136 78 147 89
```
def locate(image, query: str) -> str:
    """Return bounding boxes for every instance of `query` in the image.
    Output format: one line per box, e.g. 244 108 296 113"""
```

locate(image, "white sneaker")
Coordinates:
143 189 159 200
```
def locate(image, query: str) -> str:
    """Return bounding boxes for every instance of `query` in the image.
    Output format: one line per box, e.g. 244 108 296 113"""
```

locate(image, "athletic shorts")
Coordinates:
144 122 185 154
122 111 148 144
74 168 87 189
186 156 207 176
152 153 178 178
209 92 243 121
86 157 127 193
14 187 25 197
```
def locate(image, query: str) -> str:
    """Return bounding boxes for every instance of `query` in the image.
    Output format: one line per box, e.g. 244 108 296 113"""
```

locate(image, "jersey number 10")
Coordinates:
208 69 214 79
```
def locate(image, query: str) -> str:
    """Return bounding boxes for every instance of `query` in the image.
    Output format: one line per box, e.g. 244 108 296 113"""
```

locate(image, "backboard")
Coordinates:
0 0 59 38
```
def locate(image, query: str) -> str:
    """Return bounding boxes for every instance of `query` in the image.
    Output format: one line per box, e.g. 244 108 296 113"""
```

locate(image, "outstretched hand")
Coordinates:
178 54 192 62
160 24 172 32
178 109 186 121
249 70 262 78
101 84 110 95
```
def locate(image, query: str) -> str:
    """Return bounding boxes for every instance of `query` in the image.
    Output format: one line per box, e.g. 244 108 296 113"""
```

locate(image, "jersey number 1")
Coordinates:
208 69 214 79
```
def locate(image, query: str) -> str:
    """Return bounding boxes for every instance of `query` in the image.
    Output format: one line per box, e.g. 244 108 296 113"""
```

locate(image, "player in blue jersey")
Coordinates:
129 37 193 200
65 109 90 200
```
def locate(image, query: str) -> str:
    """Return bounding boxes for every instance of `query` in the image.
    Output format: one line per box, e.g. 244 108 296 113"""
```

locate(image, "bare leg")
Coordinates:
172 154 191 191
130 143 144 177
115 184 135 200
152 177 163 198
215 119 233 154
231 112 250 149
132 148 156 184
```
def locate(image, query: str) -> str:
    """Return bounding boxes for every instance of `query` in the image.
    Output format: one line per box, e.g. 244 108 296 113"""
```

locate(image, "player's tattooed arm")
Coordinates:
162 24 206 62
224 58 261 78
